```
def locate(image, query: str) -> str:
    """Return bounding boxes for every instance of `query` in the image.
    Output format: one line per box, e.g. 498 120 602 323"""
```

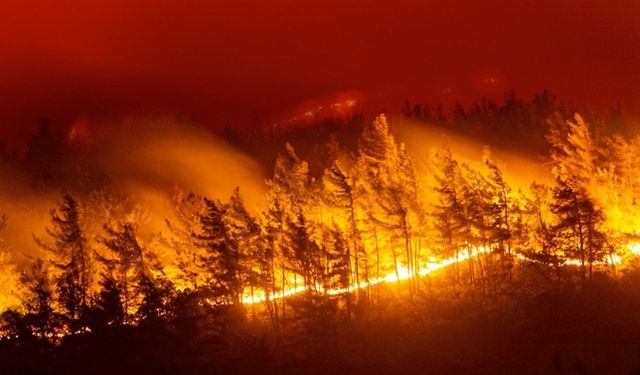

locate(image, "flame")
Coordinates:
239 244 629 305
3 112 640 329
240 246 490 304
628 243 640 256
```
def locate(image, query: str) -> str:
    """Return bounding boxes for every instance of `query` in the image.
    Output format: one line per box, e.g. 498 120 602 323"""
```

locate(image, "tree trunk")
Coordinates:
391 239 400 285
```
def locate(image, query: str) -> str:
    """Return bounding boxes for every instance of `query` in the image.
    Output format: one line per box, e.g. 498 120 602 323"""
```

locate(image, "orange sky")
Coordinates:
1 0 639 148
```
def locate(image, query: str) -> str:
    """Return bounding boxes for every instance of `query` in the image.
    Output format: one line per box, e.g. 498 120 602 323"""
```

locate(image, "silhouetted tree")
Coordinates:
35 194 91 334
88 270 125 330
484 151 515 280
194 198 244 304
551 178 606 280
262 143 314 319
20 259 59 340
523 182 561 275
283 212 324 292
547 114 608 280
358 114 424 290
101 223 169 324
165 189 209 289
322 226 351 293
432 142 467 284
224 187 271 307
323 156 361 292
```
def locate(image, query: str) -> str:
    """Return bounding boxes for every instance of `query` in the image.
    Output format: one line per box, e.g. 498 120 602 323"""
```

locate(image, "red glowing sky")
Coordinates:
1 0 639 147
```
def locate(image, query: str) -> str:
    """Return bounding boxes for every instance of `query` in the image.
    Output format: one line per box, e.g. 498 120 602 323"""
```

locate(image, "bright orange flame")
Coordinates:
628 243 640 256
240 245 628 305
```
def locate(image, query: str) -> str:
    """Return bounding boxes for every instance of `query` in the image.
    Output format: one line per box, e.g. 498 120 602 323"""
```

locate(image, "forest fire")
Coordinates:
2 1 640 373
2 110 638 316
629 243 640 256
239 243 627 305
2 103 640 374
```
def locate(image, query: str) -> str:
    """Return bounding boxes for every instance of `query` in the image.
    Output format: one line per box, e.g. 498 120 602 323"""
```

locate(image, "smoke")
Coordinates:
83 116 266 206
0 116 267 265
0 114 556 266
0 191 54 266
394 119 553 194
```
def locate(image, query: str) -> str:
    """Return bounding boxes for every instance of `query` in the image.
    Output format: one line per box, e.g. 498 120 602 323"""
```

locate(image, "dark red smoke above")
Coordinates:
1 0 639 147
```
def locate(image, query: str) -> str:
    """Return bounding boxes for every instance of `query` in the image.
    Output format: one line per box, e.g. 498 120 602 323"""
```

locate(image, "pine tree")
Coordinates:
374 144 422 290
458 163 495 284
592 134 640 258
35 194 91 333
359 114 397 171
358 114 424 291
165 189 209 289
21 259 59 340
547 113 597 190
194 198 244 304
522 183 560 274
262 143 314 318
323 155 360 291
101 223 168 324
432 142 467 283
484 151 513 256
547 114 608 280
484 152 515 280
323 226 351 293
551 178 607 280
224 187 270 305
89 270 125 329
260 192 286 326
282 212 324 292
268 143 312 212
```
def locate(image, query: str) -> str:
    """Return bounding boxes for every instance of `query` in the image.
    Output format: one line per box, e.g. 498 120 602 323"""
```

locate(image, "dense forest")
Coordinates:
1 94 640 374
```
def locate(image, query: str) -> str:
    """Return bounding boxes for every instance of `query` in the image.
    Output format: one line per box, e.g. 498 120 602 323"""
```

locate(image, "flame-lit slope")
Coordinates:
240 245 629 305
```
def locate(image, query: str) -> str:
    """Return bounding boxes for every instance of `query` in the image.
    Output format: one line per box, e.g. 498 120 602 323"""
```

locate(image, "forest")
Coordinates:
1 93 640 374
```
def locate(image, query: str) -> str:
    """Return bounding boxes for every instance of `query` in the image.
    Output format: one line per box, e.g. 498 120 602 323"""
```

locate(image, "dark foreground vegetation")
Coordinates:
3 265 640 375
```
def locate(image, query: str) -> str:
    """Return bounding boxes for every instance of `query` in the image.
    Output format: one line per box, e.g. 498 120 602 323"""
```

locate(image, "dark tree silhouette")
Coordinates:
35 194 91 334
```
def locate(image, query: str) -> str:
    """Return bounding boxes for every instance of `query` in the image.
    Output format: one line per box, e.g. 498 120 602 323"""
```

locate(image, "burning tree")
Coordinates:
547 114 609 280
100 223 171 324
165 189 209 290
323 155 361 294
359 114 425 291
5 108 640 359
193 198 244 305
522 182 561 274
224 187 272 305
17 259 59 340
35 194 92 334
